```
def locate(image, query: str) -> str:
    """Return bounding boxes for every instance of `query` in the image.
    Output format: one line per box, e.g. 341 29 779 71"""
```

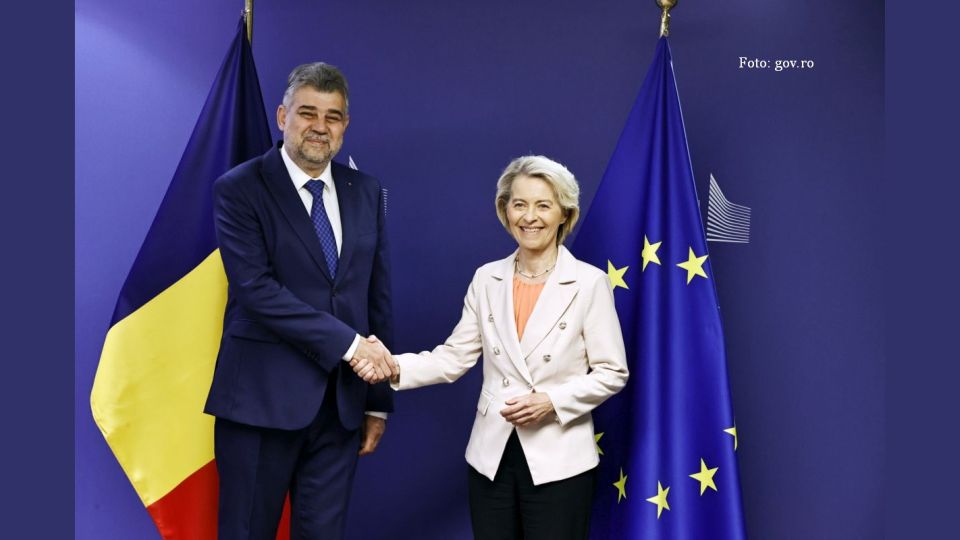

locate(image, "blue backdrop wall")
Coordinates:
76 1 883 538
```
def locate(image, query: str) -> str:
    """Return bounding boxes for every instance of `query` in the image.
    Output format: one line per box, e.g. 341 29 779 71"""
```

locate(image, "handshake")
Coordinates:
349 335 399 384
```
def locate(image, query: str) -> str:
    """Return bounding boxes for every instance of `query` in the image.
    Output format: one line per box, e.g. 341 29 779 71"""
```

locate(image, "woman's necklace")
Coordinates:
515 257 556 279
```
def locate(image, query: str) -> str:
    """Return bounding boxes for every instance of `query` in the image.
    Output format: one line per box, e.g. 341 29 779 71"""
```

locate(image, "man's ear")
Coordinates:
276 104 287 131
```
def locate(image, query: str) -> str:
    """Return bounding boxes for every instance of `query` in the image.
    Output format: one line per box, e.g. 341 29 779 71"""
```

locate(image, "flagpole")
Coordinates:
244 0 254 44
656 0 677 37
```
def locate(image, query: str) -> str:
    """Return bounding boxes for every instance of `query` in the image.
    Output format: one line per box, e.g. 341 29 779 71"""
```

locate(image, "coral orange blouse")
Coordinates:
513 276 545 339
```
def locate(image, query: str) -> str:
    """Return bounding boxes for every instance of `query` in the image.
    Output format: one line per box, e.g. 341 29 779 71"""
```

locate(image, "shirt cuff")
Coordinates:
365 411 388 419
342 334 361 361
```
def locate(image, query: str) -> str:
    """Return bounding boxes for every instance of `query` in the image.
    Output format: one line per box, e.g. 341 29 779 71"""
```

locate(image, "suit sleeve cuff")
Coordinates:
364 411 388 419
342 334 361 361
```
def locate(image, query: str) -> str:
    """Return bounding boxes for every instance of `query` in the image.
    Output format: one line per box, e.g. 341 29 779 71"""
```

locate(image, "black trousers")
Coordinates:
468 431 597 540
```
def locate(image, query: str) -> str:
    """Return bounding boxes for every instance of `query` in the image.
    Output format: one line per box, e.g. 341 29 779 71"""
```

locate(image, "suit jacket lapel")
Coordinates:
486 251 534 385
332 163 358 284
259 146 334 283
518 246 578 360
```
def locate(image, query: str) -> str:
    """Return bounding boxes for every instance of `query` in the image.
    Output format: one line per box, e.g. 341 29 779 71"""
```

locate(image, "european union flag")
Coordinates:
573 38 747 538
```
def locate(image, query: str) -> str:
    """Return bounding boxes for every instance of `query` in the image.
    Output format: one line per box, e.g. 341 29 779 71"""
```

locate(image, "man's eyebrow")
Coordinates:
297 105 343 116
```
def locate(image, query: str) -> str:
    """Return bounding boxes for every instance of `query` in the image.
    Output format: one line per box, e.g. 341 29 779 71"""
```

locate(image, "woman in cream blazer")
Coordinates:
360 155 629 539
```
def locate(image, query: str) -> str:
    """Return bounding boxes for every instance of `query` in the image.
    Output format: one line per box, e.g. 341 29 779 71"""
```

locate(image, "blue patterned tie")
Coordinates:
304 180 338 278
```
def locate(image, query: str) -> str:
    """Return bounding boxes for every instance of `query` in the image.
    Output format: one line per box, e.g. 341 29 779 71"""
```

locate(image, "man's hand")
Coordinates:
500 392 555 426
358 414 386 456
349 335 398 383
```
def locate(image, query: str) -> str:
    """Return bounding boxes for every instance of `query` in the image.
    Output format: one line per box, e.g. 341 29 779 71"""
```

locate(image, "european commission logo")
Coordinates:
706 174 751 244
349 155 388 217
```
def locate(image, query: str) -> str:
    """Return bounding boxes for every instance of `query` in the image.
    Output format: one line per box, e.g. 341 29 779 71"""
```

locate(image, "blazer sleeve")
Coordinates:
364 184 395 412
548 271 629 425
391 271 484 390
214 175 357 373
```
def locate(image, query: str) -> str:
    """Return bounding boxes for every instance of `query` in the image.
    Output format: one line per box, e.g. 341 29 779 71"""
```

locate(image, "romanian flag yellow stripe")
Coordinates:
91 250 227 506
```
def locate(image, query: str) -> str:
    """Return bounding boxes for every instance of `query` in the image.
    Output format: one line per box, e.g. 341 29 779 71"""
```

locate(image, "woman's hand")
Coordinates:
500 392 555 426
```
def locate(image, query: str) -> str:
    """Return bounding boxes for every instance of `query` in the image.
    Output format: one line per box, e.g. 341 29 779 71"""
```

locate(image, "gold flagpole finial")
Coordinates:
656 0 678 37
244 0 254 44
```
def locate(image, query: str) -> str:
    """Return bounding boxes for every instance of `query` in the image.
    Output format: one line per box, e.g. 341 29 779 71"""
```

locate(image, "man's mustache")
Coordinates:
304 132 329 143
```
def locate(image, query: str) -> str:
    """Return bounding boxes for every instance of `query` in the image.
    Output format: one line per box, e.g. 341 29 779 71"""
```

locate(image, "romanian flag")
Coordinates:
90 19 274 539
573 38 748 538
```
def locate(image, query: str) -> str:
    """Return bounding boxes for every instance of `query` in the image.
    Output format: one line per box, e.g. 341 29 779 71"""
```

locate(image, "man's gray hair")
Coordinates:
282 62 350 112
495 155 581 245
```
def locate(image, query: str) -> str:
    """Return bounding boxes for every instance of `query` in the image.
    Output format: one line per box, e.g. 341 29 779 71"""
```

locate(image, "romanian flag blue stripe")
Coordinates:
111 21 273 325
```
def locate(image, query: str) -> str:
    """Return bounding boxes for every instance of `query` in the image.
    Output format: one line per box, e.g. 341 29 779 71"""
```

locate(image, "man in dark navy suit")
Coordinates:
205 62 398 540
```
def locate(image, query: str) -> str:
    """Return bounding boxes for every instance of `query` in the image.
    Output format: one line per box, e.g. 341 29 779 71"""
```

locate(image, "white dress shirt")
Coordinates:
280 146 386 419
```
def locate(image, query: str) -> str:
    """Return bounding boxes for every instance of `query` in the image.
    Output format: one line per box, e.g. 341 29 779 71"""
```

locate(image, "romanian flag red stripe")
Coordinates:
146 461 293 540
147 461 219 539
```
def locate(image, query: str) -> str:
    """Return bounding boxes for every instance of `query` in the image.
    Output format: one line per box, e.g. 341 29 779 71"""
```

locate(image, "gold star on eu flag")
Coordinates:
646 481 670 518
641 235 662 271
725 426 738 450
613 467 628 503
607 261 629 290
689 458 719 495
676 247 709 284
595 432 604 456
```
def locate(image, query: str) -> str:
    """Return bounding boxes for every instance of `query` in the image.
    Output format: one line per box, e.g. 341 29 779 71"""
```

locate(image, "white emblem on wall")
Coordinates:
706 174 751 244
349 155 388 216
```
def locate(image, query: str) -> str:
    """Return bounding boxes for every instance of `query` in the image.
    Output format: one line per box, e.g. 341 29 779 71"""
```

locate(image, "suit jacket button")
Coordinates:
559 322 567 330
502 377 510 387
494 346 501 355
543 354 551 362
488 314 494 322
